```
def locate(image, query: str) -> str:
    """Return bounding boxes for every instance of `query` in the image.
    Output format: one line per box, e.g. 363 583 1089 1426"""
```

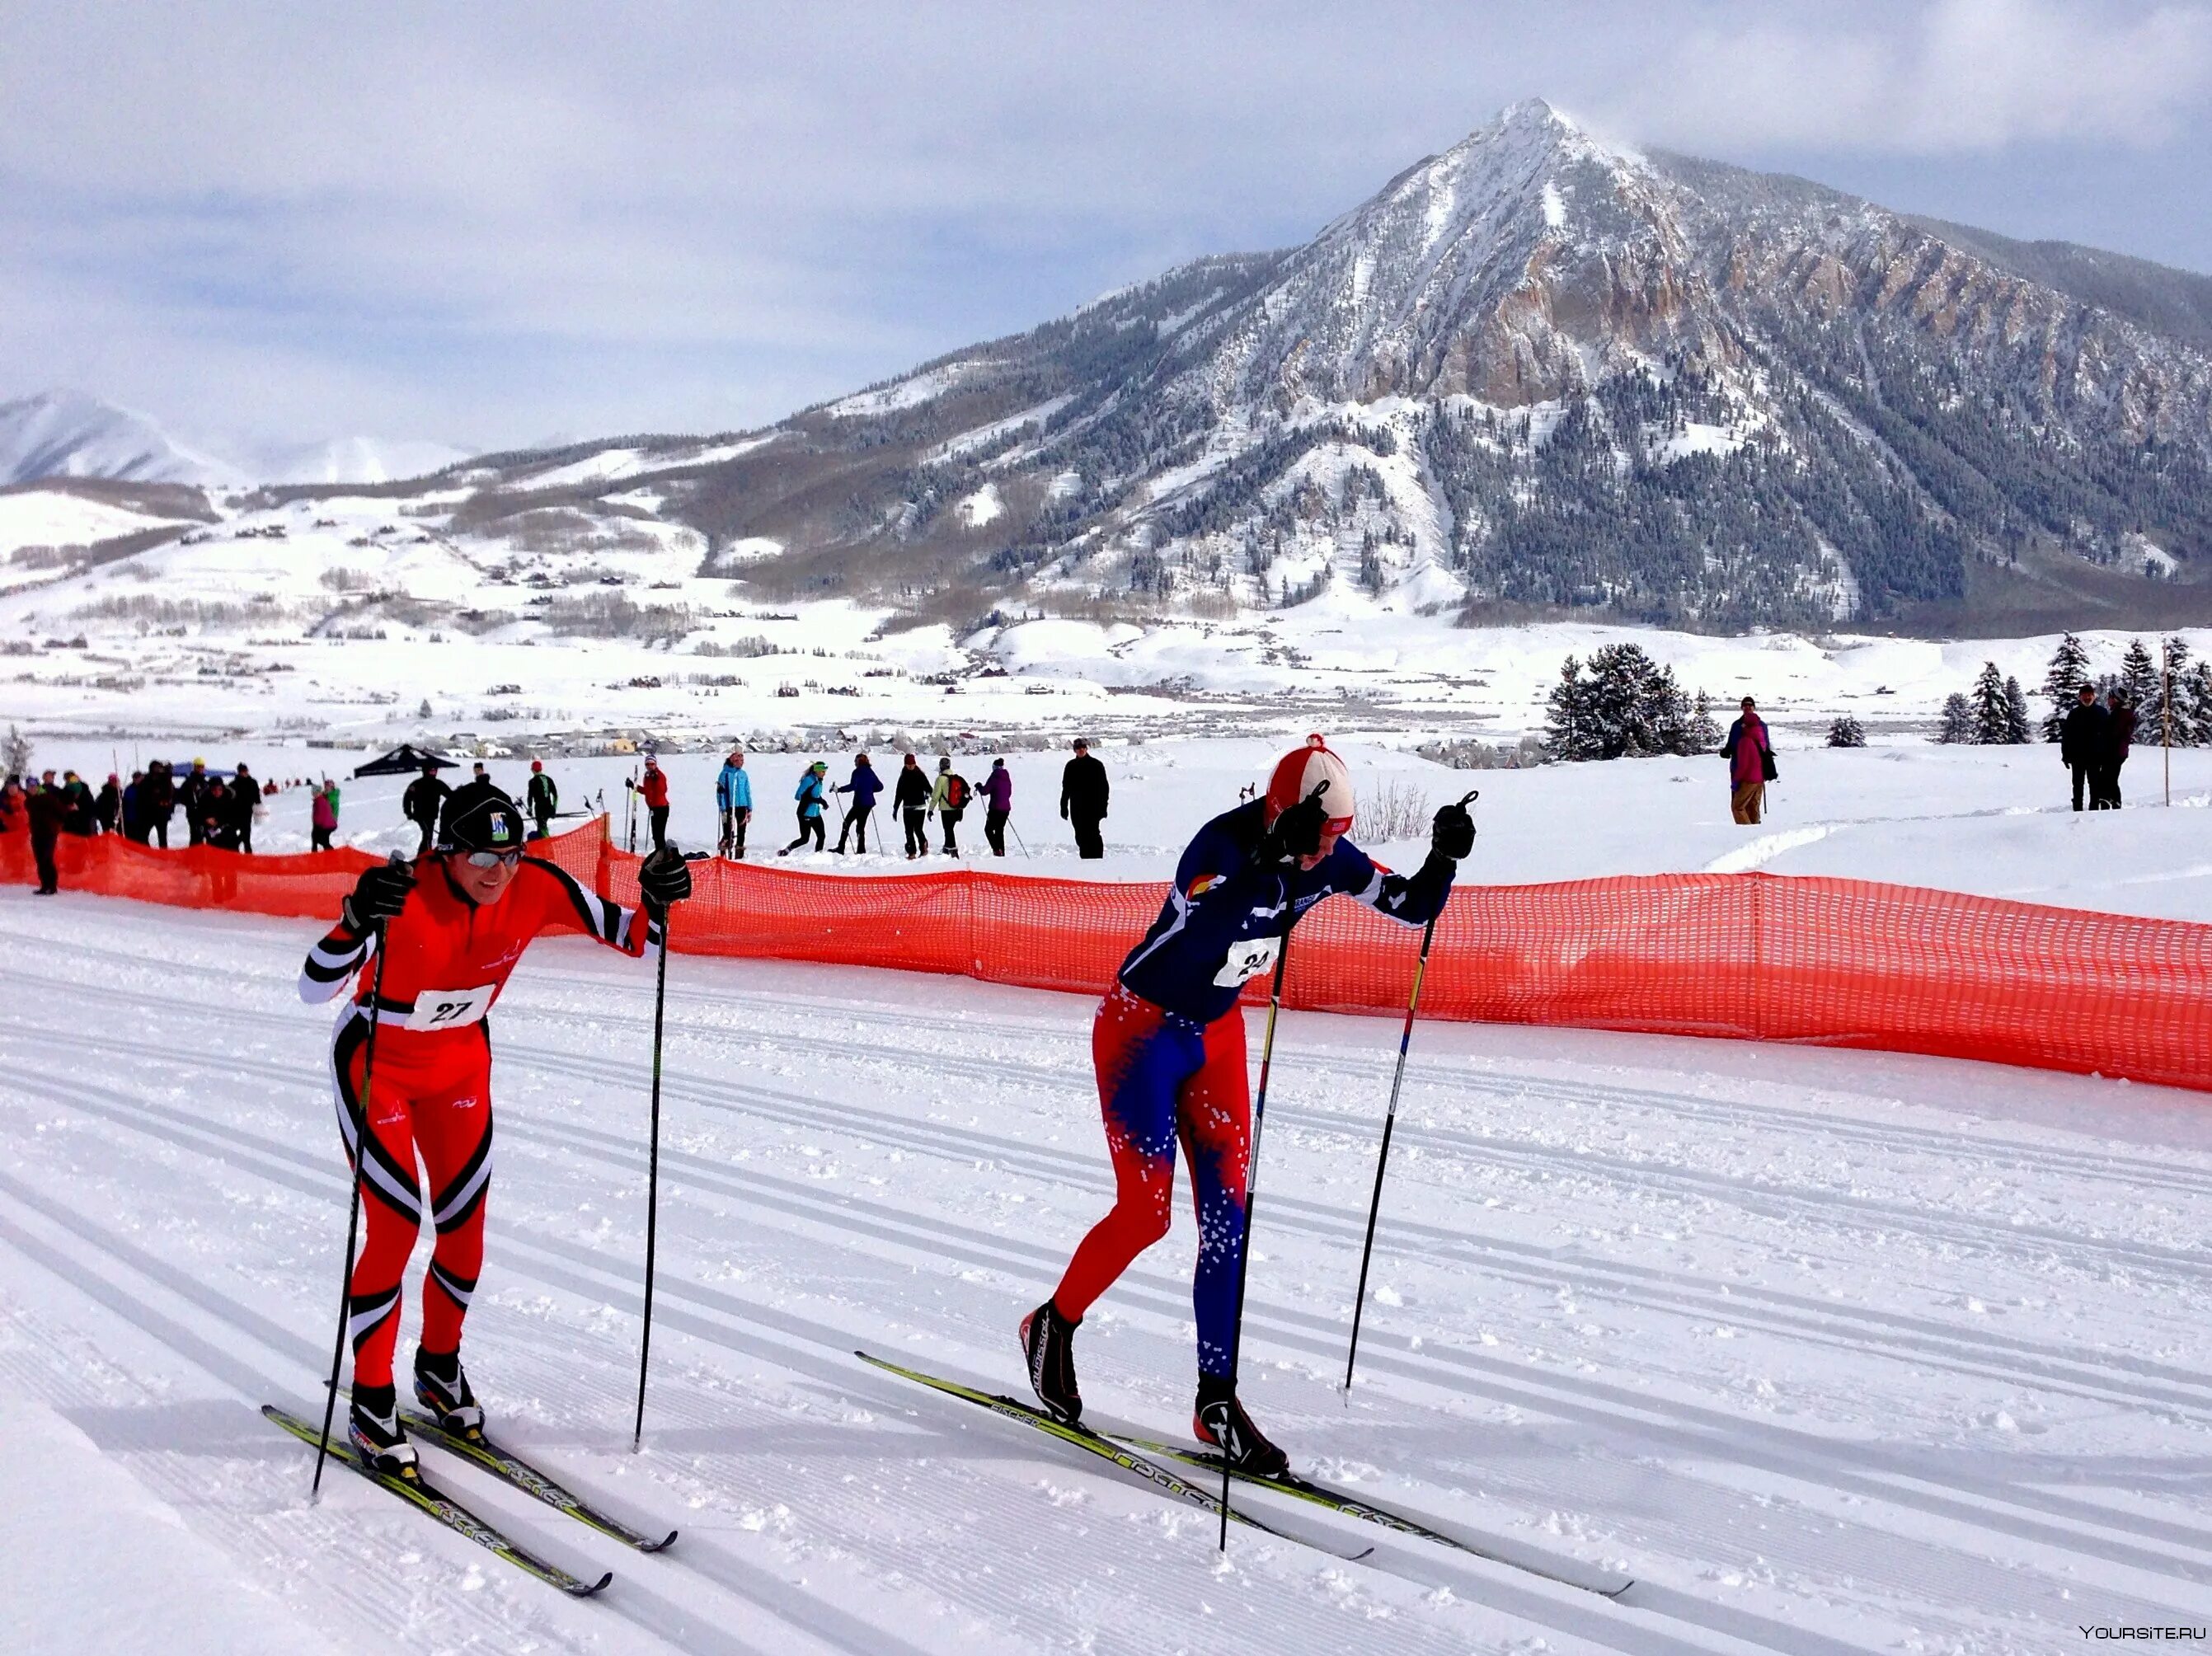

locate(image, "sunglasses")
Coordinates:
460 849 522 869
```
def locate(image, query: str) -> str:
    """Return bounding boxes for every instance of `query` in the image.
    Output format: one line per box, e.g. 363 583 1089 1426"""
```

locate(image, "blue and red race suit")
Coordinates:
1053 800 1452 1374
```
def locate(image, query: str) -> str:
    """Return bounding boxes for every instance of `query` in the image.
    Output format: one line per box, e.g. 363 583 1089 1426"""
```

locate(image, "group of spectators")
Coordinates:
697 737 1113 862
2060 686 2140 810
1 757 350 894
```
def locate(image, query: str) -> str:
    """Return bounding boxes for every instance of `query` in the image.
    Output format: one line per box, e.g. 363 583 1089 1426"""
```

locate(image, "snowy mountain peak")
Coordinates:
0 390 240 489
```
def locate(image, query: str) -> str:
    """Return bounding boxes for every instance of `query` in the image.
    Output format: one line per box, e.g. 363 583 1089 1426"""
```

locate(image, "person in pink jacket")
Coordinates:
311 779 340 852
1721 697 1773 824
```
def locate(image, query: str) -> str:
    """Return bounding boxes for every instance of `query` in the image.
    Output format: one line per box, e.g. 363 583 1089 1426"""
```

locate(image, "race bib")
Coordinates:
406 985 496 1031
1213 936 1280 988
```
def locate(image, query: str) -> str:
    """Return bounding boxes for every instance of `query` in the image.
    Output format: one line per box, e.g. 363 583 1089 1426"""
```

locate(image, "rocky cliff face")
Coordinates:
383 101 2212 634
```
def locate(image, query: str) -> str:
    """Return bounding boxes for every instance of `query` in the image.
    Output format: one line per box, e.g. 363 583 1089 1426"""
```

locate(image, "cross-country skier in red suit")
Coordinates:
1021 736 1477 1473
298 783 693 1475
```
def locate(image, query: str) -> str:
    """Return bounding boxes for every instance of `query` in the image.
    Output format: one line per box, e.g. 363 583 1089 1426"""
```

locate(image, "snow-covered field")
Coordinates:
2 892 2209 1652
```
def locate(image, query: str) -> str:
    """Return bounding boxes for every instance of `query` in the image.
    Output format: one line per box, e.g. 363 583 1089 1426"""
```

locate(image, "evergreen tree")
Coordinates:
1544 656 1594 760
1688 690 1721 750
1827 714 1867 748
2003 675 2032 744
2120 637 2159 712
1970 661 2012 744
2038 632 2091 742
1937 692 1975 744
2157 636 2194 746
2187 662 2212 746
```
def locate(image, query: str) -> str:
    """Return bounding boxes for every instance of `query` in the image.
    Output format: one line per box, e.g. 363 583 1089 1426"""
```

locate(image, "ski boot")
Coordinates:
348 1382 420 1477
1193 1374 1288 1479
1018 1299 1083 1424
413 1346 486 1439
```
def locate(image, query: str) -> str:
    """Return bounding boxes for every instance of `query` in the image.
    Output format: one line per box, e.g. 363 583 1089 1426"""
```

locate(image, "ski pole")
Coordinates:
1214 926 1293 1550
1009 820 1031 859
312 898 395 1499
632 894 673 1452
1342 912 1439 1399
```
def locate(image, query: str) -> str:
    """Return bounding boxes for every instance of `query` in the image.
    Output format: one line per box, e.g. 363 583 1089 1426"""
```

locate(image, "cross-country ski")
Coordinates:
402 1410 679 1552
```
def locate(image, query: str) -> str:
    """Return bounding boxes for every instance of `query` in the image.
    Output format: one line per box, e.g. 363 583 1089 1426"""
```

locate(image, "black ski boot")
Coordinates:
348 1382 420 1477
413 1346 485 1438
1018 1299 1083 1424
1193 1374 1288 1478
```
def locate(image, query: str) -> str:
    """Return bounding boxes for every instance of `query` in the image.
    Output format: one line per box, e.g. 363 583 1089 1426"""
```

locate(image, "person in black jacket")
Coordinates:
179 759 210 845
893 753 931 859
1059 739 1109 859
143 760 176 847
402 762 451 856
2101 692 2137 809
95 773 121 835
200 777 243 851
26 774 66 894
2060 685 2106 811
231 763 262 852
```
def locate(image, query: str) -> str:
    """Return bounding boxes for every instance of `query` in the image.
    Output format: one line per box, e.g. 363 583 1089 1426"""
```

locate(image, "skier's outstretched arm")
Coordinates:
1340 799 1474 927
298 860 414 1002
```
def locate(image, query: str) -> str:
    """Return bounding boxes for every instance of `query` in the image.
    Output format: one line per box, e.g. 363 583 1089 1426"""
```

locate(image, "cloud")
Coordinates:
1 2 2208 450
1606 0 2212 153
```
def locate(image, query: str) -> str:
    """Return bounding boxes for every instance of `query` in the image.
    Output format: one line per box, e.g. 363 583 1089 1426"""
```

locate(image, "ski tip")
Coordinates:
567 1569 616 1598
641 1529 679 1553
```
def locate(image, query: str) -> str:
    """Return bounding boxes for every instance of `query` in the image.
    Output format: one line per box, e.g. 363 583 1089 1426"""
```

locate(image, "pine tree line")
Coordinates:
1543 645 1721 760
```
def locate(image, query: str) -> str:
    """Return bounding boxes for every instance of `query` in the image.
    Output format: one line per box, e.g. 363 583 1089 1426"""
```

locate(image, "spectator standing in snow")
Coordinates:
894 753 930 859
179 759 210 845
1061 739 1109 858
312 777 340 851
715 748 751 858
2099 692 2136 809
120 771 146 840
2 774 25 834
60 771 96 835
2061 685 2106 811
834 752 882 854
782 761 829 854
27 773 65 894
525 760 558 841
232 763 263 852
979 758 1013 856
639 755 672 851
200 776 242 851
930 757 969 857
94 773 120 834
1721 697 1774 825
402 762 450 856
143 760 176 848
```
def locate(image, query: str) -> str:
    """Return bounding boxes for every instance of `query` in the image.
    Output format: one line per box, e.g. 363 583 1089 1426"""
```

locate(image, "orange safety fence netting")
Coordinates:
8 818 2211 1094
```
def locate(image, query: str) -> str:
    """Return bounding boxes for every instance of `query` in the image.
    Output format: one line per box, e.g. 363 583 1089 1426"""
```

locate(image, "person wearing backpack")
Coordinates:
782 760 829 855
1720 697 1776 824
930 757 969 857
894 753 931 859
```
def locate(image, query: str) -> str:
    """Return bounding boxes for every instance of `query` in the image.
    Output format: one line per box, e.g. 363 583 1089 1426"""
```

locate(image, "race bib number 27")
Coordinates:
406 984 496 1031
1213 936 1280 988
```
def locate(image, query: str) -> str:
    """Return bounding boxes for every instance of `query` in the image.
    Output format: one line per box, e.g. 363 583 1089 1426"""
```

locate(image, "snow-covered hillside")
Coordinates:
0 390 240 488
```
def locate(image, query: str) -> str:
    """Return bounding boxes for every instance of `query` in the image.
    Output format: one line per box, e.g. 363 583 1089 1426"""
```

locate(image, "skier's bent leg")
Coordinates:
1052 988 1199 1320
1177 1008 1252 1378
331 1016 428 1391
413 1048 494 1362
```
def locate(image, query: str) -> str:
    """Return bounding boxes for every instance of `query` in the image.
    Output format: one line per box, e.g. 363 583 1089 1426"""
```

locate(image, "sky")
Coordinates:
3 0 2210 460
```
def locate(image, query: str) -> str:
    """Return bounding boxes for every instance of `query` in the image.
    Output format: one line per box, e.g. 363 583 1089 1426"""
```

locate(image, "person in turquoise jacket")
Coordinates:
780 761 828 856
715 748 753 859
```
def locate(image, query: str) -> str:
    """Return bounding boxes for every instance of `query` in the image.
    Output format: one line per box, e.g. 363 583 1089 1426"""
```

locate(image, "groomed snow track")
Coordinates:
2 892 2209 1652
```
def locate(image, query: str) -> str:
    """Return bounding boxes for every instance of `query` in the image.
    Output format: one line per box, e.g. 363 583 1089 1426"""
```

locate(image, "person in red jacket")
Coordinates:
1721 697 1773 824
298 785 693 1473
638 755 672 851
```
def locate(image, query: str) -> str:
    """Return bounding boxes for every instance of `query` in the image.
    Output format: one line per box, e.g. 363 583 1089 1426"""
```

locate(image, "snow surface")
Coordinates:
0 487 186 558
2 892 2209 1651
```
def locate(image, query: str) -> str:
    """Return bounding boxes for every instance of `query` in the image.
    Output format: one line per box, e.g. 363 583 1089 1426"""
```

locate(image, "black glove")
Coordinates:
1267 785 1331 863
1430 790 1477 861
638 847 693 912
342 857 414 932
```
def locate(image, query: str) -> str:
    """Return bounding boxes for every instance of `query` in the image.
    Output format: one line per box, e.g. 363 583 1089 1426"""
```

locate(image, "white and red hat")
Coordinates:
1265 734 1355 834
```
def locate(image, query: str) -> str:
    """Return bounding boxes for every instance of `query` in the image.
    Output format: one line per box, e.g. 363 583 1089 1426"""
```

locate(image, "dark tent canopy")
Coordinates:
354 744 458 779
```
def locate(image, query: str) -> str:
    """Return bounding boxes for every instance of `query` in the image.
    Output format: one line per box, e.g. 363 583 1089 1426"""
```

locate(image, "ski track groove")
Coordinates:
10 964 2212 1422
4 922 2210 1648
3 1041 2209 1644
